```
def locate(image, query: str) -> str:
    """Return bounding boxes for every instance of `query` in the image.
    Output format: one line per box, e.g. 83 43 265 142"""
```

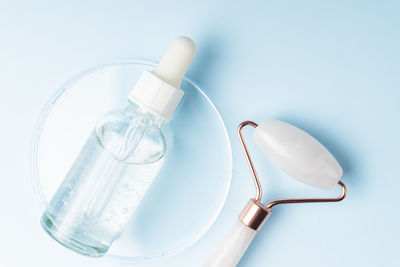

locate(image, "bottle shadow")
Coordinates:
186 34 228 89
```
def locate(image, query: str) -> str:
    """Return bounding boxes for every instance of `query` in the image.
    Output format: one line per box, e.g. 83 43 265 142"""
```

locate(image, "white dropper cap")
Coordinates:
128 37 196 121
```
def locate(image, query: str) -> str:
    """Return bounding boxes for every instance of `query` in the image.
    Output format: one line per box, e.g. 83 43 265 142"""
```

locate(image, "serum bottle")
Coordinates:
41 37 196 257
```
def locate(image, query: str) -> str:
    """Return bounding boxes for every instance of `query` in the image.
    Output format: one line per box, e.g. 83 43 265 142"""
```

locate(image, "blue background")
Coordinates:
1 1 399 266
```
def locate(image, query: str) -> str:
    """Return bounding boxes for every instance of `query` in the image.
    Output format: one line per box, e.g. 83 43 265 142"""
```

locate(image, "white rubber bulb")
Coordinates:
203 220 256 267
253 118 343 190
152 36 196 88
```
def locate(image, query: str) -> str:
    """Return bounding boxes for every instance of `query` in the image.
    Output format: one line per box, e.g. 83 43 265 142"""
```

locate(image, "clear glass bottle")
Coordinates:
40 37 196 257
41 102 166 256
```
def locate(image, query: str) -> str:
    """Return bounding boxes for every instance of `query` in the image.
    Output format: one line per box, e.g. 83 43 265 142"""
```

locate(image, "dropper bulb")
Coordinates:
152 36 197 88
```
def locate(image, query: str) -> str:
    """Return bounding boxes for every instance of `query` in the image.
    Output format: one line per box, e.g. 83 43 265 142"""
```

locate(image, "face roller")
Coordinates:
204 118 347 267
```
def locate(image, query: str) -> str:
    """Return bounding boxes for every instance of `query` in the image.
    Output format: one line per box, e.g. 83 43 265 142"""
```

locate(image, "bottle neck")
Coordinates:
123 100 167 128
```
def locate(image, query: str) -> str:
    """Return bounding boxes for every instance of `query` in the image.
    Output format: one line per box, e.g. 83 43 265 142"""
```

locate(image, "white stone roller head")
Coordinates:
253 118 343 190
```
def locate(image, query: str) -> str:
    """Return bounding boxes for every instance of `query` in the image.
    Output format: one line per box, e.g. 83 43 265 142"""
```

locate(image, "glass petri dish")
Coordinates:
31 59 232 262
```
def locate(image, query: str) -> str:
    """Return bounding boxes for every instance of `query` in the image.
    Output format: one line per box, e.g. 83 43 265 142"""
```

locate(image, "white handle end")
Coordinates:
203 220 257 267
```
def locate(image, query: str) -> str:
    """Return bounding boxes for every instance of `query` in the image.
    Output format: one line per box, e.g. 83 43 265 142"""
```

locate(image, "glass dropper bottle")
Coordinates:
41 36 197 257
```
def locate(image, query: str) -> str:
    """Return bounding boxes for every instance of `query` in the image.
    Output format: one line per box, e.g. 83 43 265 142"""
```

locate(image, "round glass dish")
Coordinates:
32 59 232 262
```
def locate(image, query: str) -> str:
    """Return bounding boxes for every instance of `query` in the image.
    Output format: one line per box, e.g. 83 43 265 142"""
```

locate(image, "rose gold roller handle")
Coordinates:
203 200 271 267
203 119 348 266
